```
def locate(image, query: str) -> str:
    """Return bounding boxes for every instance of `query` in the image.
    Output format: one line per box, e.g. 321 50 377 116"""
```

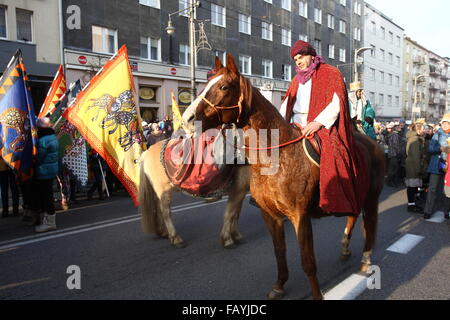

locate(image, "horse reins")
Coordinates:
242 123 314 151
200 93 244 124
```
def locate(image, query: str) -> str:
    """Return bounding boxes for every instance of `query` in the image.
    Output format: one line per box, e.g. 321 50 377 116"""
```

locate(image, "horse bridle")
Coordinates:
200 88 245 124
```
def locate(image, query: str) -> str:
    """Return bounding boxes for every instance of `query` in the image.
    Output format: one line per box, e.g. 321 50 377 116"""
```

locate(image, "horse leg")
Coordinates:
340 215 358 260
261 211 288 300
158 191 186 249
360 200 378 273
295 213 323 300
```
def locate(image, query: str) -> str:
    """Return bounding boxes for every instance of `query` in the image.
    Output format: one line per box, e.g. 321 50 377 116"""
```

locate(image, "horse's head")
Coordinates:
183 54 253 135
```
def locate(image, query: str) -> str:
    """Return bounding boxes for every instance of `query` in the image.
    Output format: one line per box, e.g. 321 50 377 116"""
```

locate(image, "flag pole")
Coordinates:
97 158 110 198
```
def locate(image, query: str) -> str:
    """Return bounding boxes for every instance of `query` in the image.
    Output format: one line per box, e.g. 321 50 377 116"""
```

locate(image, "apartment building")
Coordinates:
0 0 62 108
361 2 404 120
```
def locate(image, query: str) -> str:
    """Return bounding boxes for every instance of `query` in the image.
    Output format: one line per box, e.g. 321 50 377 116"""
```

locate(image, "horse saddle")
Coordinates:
292 124 321 167
161 132 236 198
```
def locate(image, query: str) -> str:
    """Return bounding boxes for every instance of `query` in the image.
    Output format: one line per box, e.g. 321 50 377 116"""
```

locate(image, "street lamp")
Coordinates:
354 47 373 83
166 0 200 102
413 74 426 122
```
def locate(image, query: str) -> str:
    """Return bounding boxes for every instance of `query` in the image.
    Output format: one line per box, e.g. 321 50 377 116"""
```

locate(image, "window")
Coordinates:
314 39 322 56
179 0 189 17
0 6 6 39
389 31 393 44
261 21 272 41
239 14 251 35
370 92 375 104
388 73 393 85
92 26 117 54
299 34 308 42
371 45 376 57
339 20 346 34
387 95 392 107
354 27 361 41
339 48 346 62
211 4 226 27
262 59 273 78
354 2 362 15
379 94 384 106
406 62 409 72
388 52 393 64
139 0 160 9
380 26 385 39
327 14 335 29
395 56 400 66
395 96 399 108
140 37 160 61
380 49 385 61
379 71 385 83
370 68 375 81
395 76 400 87
328 44 335 59
179 44 190 65
340 0 346 6
371 21 376 34
16 9 32 42
314 8 322 24
215 50 226 66
281 0 291 11
405 80 409 91
281 28 291 46
282 64 291 81
239 55 251 75
299 1 308 18
396 36 401 47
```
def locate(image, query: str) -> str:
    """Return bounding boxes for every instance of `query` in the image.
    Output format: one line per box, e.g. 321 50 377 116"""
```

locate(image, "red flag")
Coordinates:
39 65 66 118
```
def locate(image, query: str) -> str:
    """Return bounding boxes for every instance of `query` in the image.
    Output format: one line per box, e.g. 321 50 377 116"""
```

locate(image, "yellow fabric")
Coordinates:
171 90 183 132
0 157 9 172
63 46 145 205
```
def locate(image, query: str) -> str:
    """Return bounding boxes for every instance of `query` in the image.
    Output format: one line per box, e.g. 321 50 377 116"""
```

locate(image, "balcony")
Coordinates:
429 82 439 90
412 55 426 64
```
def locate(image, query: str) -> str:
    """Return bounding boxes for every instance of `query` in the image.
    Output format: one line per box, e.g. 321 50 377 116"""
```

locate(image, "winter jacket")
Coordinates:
36 128 59 180
385 131 402 159
426 128 450 175
405 130 424 179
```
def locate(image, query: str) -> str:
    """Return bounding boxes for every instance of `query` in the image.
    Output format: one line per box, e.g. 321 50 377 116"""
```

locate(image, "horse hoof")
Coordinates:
360 263 370 274
267 289 285 300
223 241 238 249
172 241 186 249
340 252 352 261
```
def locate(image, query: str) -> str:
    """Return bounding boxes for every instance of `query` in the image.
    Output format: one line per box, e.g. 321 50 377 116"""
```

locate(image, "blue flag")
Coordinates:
0 50 38 181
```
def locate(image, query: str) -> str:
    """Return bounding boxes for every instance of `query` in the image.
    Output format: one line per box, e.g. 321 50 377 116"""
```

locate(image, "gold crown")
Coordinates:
415 118 426 124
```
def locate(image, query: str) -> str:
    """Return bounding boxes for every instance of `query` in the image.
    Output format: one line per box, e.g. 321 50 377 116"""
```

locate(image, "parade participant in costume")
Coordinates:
348 82 376 140
279 40 368 215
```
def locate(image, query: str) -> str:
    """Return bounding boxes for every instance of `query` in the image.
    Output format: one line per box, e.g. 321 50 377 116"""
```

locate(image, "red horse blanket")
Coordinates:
162 133 235 198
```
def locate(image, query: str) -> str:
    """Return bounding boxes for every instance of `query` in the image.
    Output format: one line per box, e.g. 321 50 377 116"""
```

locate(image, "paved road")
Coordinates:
0 186 448 300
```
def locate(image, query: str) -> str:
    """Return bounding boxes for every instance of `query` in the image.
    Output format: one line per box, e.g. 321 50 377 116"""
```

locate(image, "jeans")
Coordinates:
32 179 55 215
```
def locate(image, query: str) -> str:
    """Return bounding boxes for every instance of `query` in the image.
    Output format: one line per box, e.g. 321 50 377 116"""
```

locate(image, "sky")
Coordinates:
366 0 450 58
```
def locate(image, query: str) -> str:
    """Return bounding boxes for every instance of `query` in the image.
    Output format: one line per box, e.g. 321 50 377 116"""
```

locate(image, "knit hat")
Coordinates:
290 40 317 59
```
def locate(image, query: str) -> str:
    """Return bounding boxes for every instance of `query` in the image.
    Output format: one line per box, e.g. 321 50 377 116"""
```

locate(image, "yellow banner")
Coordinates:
171 90 183 132
63 46 145 205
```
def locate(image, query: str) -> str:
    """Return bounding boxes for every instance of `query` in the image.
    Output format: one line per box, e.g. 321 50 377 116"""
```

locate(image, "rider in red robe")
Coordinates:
282 41 368 215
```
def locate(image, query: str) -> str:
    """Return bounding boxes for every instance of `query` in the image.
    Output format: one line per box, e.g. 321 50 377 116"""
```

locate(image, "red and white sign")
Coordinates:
170 67 177 75
78 56 87 65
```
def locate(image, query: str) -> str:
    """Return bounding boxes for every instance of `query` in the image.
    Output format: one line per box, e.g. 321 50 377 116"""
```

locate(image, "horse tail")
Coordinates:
139 154 162 235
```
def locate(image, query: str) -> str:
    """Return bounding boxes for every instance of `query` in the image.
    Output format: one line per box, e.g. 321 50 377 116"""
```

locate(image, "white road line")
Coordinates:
427 211 445 224
324 274 368 300
0 198 232 251
386 234 424 254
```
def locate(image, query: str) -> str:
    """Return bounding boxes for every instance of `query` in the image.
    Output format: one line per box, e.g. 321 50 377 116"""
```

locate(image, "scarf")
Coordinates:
295 55 325 85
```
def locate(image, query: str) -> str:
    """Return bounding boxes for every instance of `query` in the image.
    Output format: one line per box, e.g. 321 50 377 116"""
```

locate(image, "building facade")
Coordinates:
361 3 404 120
402 37 449 123
0 0 62 109
61 0 363 122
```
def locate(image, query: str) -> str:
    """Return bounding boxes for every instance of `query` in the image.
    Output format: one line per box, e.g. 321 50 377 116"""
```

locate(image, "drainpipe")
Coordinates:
58 0 65 70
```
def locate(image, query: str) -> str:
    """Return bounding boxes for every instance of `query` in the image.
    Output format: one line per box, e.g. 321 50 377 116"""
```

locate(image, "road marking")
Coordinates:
0 277 51 291
0 198 232 251
427 211 445 224
324 273 368 300
386 233 424 254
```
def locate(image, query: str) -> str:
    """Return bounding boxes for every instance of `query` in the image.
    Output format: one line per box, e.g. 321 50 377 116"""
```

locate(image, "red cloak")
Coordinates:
283 63 368 214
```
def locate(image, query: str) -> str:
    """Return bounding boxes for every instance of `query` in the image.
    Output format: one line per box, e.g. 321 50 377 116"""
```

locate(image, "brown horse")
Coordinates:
139 139 250 248
183 55 386 300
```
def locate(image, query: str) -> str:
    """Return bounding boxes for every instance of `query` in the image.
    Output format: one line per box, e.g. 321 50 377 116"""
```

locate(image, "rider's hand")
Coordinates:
303 121 323 137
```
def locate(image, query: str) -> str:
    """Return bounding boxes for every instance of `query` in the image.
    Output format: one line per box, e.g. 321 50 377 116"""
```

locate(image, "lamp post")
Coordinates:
166 0 200 102
354 47 373 83
413 74 426 122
